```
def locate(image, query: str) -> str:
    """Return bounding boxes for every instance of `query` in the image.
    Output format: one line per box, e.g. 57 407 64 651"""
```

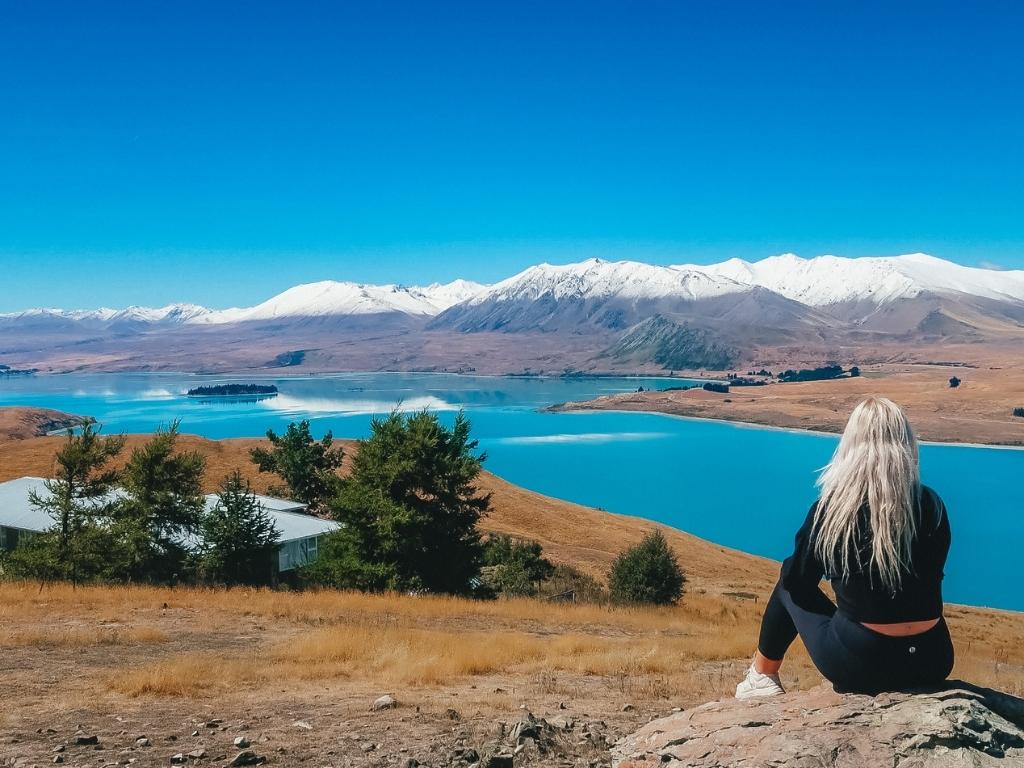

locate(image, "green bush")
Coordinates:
1013 407 1024 418
482 534 554 597
537 564 608 604
607 530 685 605
949 376 961 388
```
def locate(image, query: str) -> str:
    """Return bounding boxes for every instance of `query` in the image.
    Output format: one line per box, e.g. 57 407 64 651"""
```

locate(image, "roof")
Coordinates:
0 477 60 533
0 477 339 545
202 494 338 543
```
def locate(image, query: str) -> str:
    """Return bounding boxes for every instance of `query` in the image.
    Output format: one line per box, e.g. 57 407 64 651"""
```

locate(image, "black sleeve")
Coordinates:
780 500 826 594
921 486 951 577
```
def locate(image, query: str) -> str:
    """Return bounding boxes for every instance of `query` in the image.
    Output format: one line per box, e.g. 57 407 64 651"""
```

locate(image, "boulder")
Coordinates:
612 681 1024 767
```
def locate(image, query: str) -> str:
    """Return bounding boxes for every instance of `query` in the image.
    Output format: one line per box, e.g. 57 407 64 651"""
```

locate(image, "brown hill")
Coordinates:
0 407 90 442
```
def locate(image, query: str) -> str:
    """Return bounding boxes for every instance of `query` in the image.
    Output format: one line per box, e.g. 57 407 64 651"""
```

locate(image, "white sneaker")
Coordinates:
735 664 786 699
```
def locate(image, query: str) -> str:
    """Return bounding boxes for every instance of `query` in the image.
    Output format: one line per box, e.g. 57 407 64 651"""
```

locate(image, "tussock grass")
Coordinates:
0 625 168 648
111 622 756 697
3 582 1021 702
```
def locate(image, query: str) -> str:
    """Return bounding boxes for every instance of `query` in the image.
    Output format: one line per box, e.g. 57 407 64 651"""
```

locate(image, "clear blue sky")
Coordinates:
2 0 1023 311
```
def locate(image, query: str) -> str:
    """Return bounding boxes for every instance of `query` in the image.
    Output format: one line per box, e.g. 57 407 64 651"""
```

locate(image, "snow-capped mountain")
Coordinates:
430 258 758 332
3 254 1022 340
684 253 1024 306
473 258 747 303
3 253 1022 375
0 303 213 327
0 281 487 327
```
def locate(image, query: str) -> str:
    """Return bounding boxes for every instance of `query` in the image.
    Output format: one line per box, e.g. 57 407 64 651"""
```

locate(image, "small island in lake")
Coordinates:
186 383 279 398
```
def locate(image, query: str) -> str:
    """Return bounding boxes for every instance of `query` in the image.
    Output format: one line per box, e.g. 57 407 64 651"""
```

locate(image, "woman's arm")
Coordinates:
780 501 827 595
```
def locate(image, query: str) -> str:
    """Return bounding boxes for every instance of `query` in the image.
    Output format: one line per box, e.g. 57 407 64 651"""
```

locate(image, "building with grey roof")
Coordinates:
0 476 339 574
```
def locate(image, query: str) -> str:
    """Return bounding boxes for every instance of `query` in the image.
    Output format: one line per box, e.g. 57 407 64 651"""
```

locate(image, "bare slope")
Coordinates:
0 407 90 442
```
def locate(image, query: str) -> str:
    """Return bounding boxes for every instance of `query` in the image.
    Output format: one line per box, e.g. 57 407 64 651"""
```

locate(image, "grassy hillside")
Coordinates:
0 433 776 596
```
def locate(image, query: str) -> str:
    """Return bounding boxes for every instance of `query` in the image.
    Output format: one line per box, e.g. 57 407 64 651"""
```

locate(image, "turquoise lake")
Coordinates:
1 372 1021 612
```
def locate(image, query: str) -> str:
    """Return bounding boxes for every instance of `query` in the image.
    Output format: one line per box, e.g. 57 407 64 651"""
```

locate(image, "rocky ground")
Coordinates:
613 682 1024 767
0 682 651 768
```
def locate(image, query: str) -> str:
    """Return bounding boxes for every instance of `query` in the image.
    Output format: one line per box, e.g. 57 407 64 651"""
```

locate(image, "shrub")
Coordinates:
849 366 861 377
537 565 608 604
608 530 685 606
481 535 554 597
949 376 961 388
1013 407 1024 418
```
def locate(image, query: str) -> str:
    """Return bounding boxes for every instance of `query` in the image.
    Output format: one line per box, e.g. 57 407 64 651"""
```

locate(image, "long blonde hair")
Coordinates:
813 397 921 591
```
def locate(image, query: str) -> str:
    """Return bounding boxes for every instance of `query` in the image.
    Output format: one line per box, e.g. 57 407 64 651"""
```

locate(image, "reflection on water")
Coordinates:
191 394 278 405
260 393 460 415
495 431 672 445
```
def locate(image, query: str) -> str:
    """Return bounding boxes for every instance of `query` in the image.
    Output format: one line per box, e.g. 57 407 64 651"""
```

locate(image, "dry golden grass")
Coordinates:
1 581 1019 704
0 625 168 648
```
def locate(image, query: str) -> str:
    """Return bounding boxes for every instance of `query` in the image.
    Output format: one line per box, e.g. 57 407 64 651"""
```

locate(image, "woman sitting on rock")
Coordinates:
737 396 954 698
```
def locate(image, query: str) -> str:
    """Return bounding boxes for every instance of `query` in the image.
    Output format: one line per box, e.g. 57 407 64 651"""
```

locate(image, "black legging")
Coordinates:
757 580 954 694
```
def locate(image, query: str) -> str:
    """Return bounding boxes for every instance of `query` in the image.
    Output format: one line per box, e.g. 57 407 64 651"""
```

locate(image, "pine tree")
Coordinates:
113 421 206 582
305 410 489 594
196 471 280 585
14 423 125 584
250 420 344 512
608 530 685 605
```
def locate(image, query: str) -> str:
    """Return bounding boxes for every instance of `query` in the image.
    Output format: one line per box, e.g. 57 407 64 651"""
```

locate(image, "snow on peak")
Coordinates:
678 253 1024 306
195 279 490 324
408 279 489 311
471 258 748 306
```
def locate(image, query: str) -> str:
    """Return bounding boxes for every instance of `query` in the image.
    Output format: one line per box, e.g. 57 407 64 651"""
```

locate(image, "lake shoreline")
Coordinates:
548 366 1024 449
550 405 1024 451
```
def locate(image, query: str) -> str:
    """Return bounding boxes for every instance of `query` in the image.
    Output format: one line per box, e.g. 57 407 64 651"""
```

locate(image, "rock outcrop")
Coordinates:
613 682 1024 767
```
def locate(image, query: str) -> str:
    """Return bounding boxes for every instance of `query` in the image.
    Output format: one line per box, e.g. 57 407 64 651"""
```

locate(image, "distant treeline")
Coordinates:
778 364 859 383
187 384 279 397
0 364 38 376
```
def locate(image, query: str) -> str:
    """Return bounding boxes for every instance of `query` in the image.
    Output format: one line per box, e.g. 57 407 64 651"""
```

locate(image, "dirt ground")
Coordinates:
552 363 1024 446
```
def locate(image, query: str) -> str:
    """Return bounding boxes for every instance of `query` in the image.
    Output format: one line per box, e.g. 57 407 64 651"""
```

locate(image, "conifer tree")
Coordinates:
305 410 489 594
250 420 344 512
197 471 280 585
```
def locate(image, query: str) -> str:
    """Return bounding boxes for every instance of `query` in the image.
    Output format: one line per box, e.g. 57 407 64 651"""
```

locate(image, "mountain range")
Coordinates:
3 254 1023 374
